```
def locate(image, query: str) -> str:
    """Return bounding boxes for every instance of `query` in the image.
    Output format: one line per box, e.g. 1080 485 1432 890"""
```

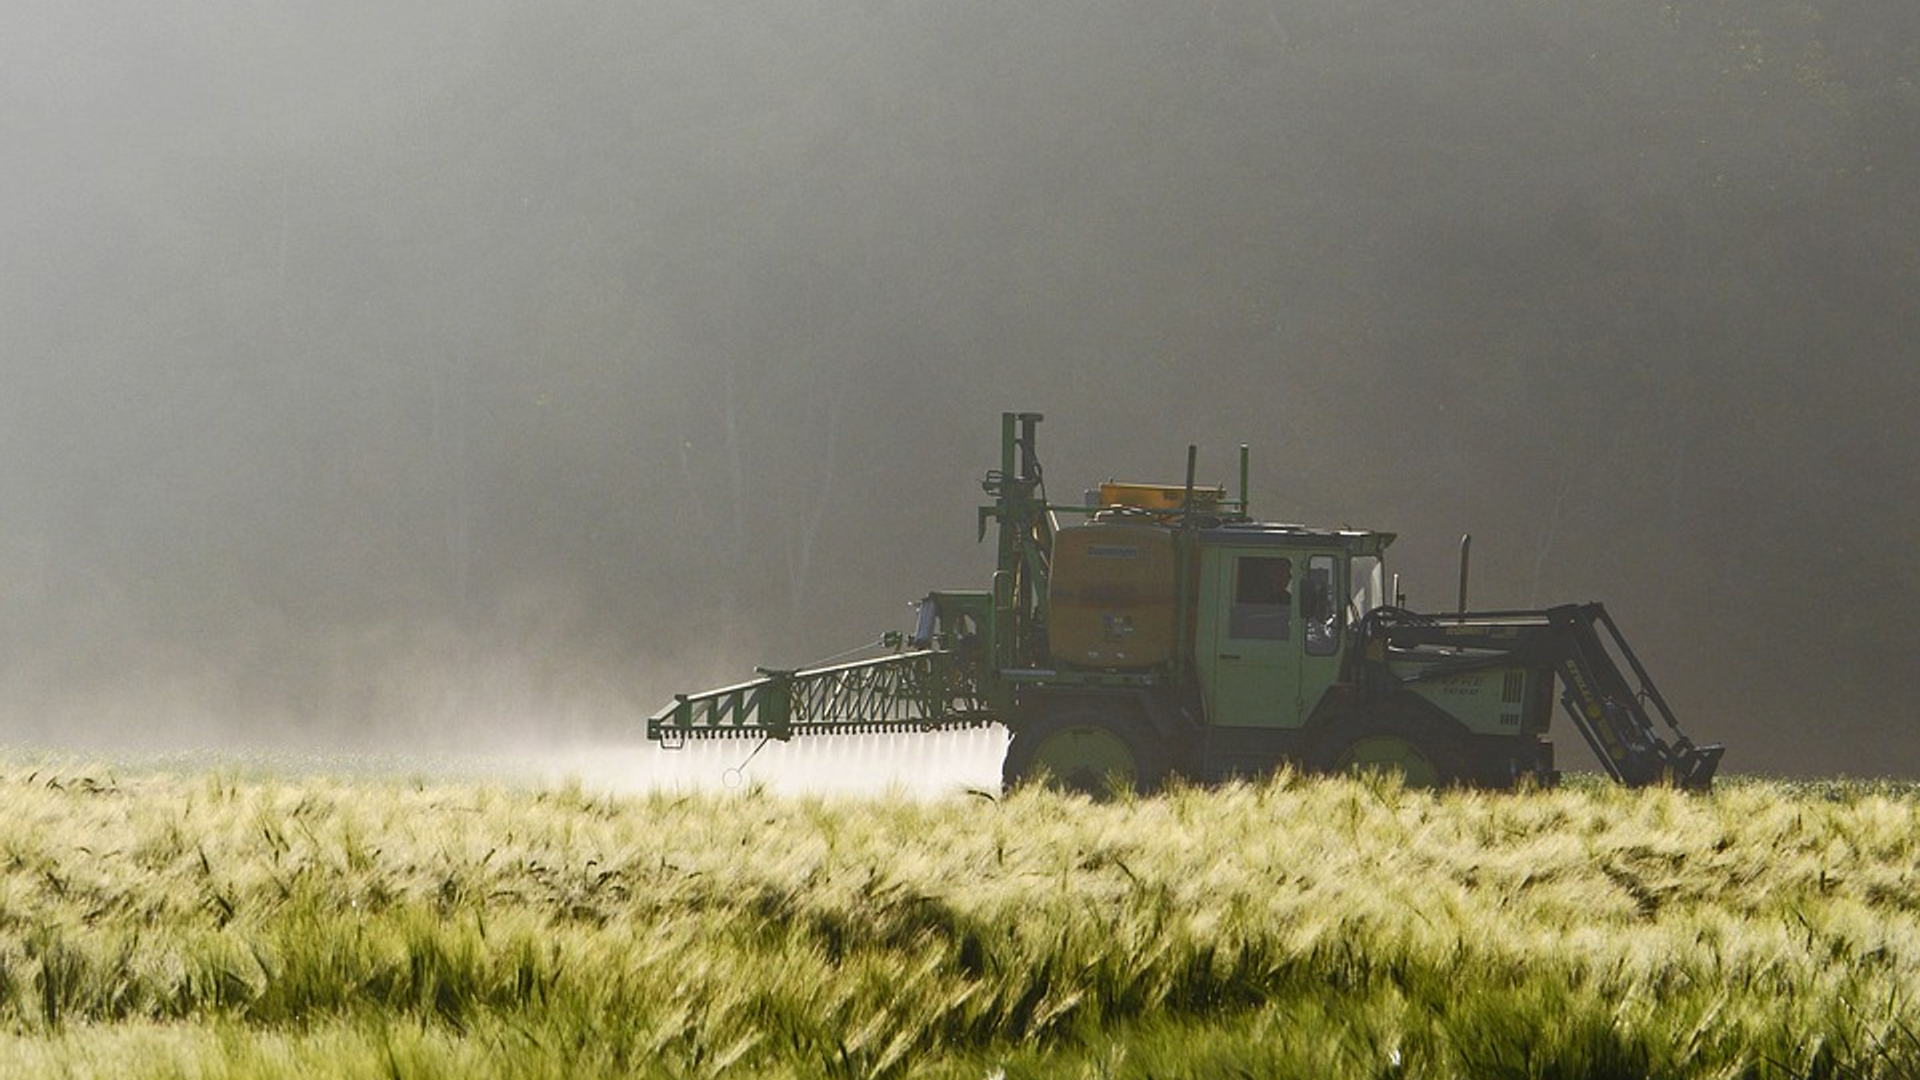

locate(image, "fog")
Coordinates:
3 1 1916 777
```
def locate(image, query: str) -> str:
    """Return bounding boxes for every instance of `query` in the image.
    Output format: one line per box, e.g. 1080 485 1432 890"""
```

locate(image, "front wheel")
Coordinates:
1308 712 1468 788
1002 701 1171 797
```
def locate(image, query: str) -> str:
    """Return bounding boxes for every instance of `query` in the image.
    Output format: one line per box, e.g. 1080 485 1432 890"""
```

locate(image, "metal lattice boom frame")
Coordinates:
647 650 993 744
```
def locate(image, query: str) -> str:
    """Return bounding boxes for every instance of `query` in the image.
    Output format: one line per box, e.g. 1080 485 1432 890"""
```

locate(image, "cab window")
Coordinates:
1302 554 1340 656
1228 556 1292 639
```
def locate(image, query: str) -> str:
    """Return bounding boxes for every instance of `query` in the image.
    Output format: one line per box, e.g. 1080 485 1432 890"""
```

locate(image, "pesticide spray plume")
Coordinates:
0 573 1006 798
518 729 1009 799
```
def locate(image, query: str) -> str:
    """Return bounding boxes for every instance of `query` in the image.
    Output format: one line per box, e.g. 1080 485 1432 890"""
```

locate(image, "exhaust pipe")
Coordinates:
1457 533 1471 613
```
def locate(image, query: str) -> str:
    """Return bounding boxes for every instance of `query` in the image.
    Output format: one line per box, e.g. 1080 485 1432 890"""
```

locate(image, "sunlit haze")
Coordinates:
3 2 1916 779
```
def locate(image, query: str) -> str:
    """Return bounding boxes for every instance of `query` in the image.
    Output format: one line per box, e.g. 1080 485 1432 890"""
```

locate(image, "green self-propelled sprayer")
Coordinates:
648 412 1724 791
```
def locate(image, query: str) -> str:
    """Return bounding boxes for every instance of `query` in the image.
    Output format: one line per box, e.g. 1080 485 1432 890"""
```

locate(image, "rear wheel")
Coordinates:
1309 711 1468 788
1003 700 1170 796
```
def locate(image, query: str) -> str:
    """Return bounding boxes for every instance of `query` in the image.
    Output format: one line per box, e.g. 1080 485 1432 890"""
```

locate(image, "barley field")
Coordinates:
0 753 1915 1079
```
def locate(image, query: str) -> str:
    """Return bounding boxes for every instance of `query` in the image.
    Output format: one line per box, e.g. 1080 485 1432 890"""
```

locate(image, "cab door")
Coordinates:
1197 549 1301 728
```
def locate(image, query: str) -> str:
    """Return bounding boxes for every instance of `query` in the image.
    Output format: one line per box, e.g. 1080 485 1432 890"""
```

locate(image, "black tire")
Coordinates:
1307 708 1471 788
1002 699 1172 797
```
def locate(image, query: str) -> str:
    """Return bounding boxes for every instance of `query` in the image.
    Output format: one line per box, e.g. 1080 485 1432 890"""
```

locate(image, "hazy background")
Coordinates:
3 0 1915 775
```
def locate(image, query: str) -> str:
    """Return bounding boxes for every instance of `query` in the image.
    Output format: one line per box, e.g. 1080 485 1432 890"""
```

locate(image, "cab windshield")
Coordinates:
1350 555 1386 619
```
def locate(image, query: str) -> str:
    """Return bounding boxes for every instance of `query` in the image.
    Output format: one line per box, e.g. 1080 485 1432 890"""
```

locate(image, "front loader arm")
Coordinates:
1545 604 1723 788
1358 604 1723 788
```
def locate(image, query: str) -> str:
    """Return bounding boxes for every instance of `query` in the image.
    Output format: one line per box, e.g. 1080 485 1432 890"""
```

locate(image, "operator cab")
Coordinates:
1194 523 1392 732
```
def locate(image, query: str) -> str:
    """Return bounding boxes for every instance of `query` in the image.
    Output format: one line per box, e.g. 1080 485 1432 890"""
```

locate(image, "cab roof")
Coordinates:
1196 520 1395 556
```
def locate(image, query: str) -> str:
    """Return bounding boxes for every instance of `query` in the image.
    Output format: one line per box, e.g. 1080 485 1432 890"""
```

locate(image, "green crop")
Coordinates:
0 757 1914 1079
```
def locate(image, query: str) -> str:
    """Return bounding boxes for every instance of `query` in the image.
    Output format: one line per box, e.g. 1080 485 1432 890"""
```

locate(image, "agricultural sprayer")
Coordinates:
649 412 1723 791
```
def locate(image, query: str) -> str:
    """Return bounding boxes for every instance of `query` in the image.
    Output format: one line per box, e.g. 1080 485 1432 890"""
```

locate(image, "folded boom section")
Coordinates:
647 650 993 744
